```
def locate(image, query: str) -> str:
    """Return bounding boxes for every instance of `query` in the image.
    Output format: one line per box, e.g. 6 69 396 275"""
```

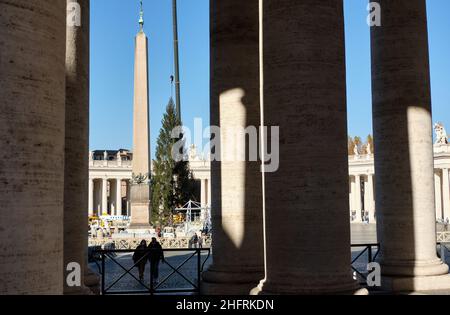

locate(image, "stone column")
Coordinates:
95 180 102 215
200 179 207 207
0 0 66 294
65 0 92 295
102 178 108 216
207 179 211 206
89 179 94 217
435 171 443 220
110 179 117 215
253 0 361 294
202 0 264 295
371 0 449 291
366 174 375 223
116 179 122 216
126 180 131 217
354 175 362 223
349 177 354 221
443 169 450 221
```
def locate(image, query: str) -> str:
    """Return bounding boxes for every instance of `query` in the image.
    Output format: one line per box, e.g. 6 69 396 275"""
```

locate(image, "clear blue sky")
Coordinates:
90 0 450 154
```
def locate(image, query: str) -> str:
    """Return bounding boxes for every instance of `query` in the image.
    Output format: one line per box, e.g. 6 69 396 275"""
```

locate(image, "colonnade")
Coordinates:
88 178 130 217
203 0 450 295
1 0 449 295
435 168 450 221
349 174 376 223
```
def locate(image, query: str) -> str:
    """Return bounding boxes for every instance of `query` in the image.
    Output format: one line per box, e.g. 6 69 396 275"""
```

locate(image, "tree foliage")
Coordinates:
151 99 197 226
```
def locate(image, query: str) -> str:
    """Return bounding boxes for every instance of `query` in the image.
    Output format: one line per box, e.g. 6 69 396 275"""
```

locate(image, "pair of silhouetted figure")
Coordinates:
133 238 165 283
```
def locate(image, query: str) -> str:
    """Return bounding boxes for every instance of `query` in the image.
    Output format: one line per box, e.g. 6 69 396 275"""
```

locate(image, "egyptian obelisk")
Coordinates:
129 0 152 232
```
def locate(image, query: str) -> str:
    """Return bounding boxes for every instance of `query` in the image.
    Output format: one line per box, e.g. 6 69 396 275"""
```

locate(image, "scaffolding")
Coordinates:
174 200 211 235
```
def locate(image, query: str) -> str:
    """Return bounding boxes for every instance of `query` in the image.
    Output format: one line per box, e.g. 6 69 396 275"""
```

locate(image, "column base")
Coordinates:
64 285 93 295
380 274 450 293
380 258 449 277
85 268 101 295
251 279 367 295
201 268 263 295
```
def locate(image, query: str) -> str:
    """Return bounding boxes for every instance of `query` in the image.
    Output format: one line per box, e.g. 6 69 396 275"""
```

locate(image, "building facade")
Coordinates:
88 147 211 217
89 143 450 223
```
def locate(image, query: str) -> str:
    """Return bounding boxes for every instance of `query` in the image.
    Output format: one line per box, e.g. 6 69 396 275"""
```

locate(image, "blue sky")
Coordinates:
90 0 450 154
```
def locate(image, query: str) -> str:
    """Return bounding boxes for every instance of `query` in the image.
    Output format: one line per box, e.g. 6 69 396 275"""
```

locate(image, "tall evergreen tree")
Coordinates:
151 98 197 226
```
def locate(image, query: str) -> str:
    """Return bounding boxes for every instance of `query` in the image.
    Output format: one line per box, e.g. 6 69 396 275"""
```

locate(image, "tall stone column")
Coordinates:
354 175 362 223
116 179 122 216
349 177 354 220
89 179 94 217
95 180 102 215
253 0 361 295
66 0 99 294
371 0 450 291
443 169 450 221
200 179 207 207
126 180 131 217
202 0 264 295
0 0 66 294
366 174 375 223
102 178 108 216
434 171 442 220
64 0 91 295
207 179 211 206
110 179 117 215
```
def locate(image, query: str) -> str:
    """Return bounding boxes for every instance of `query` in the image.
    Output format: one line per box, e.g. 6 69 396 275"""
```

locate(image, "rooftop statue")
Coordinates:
366 144 372 155
189 144 198 161
353 145 360 159
434 123 448 145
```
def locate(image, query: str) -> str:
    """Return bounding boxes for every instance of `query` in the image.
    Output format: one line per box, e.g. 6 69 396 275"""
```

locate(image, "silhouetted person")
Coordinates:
198 232 203 249
148 237 164 284
191 234 199 248
132 240 148 281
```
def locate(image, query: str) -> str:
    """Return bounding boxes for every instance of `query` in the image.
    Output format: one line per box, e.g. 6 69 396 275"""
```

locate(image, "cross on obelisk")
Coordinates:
129 0 152 232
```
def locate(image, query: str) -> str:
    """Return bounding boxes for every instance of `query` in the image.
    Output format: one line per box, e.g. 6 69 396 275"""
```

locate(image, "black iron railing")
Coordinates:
93 248 211 295
351 243 380 284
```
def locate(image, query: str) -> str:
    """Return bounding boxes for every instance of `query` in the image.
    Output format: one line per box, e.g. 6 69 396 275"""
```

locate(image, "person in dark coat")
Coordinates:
133 240 148 281
148 237 164 284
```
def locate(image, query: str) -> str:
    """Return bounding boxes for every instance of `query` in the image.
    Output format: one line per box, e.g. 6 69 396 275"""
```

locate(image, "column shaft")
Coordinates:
354 175 362 223
255 0 360 294
89 179 94 217
0 0 66 294
200 179 207 207
443 169 450 220
349 177 354 220
202 0 264 295
64 0 90 294
116 179 122 216
102 178 108 216
367 174 375 223
371 0 449 290
435 171 443 220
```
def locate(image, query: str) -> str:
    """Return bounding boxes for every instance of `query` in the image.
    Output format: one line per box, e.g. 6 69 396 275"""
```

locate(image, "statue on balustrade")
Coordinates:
434 123 448 145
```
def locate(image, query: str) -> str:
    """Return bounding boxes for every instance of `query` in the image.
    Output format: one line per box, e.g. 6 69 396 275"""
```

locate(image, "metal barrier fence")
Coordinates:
93 248 211 295
351 242 450 285
351 244 380 284
93 242 448 294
